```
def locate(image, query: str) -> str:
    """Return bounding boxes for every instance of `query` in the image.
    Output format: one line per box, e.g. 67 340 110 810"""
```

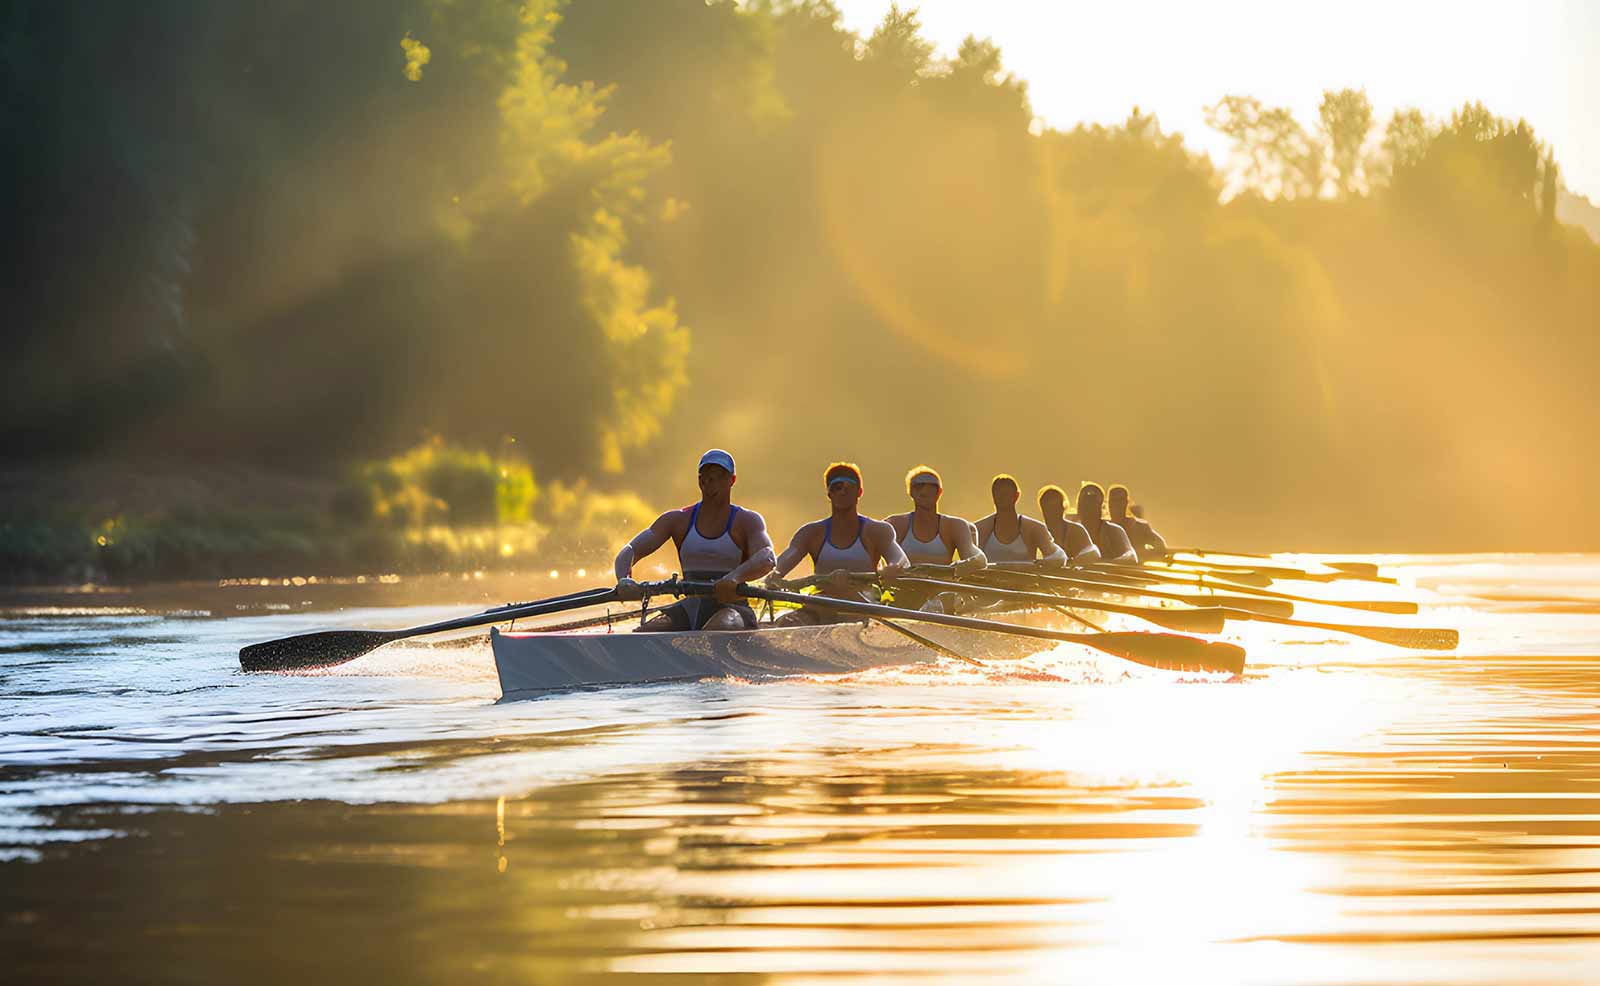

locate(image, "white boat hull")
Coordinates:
491 619 1054 699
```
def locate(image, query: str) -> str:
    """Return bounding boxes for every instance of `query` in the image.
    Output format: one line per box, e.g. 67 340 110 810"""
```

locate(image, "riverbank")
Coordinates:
0 456 649 584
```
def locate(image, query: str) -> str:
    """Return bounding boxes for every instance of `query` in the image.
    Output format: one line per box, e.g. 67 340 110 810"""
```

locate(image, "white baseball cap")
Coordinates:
698 449 736 475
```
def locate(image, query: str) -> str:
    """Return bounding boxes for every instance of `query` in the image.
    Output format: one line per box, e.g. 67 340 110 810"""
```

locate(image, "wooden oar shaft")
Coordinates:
695 582 1245 675
1221 609 1459 650
1072 565 1417 615
887 576 1227 634
981 566 1293 618
239 584 635 672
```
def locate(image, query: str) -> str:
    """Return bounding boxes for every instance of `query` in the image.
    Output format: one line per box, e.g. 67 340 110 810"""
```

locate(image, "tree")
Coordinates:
1205 95 1321 199
1318 88 1374 197
863 3 935 90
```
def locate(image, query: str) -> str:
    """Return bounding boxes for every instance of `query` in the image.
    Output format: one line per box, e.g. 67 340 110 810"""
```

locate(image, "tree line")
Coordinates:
2 0 1595 550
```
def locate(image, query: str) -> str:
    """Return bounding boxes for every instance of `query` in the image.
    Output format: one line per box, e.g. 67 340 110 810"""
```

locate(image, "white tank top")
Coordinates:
813 515 877 574
982 516 1036 562
677 503 745 577
899 513 954 565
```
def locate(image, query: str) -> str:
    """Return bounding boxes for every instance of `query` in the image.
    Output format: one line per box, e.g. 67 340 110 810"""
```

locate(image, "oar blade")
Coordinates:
1083 632 1246 675
239 629 395 672
1337 624 1460 651
1137 606 1227 635
1327 561 1382 578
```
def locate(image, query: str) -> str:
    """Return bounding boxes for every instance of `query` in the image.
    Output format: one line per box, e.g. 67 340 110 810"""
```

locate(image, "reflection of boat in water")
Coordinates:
492 617 1056 700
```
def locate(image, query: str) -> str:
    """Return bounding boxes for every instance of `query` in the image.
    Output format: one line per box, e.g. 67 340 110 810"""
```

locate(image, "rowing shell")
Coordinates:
492 618 1055 700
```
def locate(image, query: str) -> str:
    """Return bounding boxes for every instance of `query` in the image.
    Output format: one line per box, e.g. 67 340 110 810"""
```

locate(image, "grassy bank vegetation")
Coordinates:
0 439 653 584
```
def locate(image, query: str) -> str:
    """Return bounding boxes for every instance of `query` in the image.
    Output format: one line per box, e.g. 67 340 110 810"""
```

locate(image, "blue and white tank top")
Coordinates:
982 516 1035 562
677 503 744 578
900 514 954 565
812 515 878 574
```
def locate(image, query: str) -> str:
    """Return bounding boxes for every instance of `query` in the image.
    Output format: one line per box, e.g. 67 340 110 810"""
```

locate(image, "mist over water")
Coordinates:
2 555 1598 983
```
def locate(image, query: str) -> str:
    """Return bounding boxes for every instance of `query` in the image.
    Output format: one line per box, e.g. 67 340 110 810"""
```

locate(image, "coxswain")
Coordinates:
1108 485 1168 562
613 449 775 629
974 474 1067 568
1036 485 1101 562
1073 482 1139 564
767 462 910 625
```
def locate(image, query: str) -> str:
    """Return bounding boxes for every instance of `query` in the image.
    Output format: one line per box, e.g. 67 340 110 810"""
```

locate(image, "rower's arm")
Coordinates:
872 521 911 574
1100 523 1140 565
727 511 777 583
1140 522 1168 559
1027 519 1067 569
1065 523 1101 562
770 524 818 580
948 518 988 571
614 511 679 580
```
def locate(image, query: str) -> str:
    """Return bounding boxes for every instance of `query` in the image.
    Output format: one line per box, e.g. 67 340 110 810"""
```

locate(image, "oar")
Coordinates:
239 585 625 672
701 582 1246 675
1160 555 1398 586
871 618 985 667
1070 565 1417 615
1220 608 1459 651
1169 548 1386 582
979 566 1294 618
886 576 1227 634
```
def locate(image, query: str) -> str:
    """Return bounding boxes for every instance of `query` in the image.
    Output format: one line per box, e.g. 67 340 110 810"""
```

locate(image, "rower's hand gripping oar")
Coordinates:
239 583 635 672
693 581 1246 676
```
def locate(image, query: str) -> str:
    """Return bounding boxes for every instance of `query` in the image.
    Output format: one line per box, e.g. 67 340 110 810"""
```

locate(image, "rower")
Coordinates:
767 461 910 625
1036 485 1101 562
1073 482 1139 564
974 474 1067 568
1108 484 1168 562
886 465 987 573
613 449 775 630
886 465 987 613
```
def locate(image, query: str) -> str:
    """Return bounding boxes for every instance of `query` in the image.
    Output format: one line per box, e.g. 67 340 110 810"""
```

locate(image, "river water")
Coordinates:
3 555 1598 984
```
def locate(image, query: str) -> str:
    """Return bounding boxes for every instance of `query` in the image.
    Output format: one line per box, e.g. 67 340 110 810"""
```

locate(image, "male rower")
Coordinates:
1108 484 1168 562
767 462 910 625
1073 483 1139 564
1036 485 1101 562
886 465 988 572
614 449 775 630
886 465 987 613
974 474 1067 568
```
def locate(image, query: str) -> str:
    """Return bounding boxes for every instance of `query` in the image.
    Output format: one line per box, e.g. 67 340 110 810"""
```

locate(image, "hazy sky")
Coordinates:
833 0 1598 199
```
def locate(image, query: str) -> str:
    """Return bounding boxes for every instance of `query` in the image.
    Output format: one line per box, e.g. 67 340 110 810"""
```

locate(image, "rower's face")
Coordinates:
1079 490 1103 519
1040 491 1065 518
827 477 861 510
698 465 734 499
909 482 940 511
1109 489 1129 519
992 484 1019 511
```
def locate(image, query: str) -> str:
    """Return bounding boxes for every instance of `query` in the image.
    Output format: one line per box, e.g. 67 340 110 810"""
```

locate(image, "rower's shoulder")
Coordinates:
863 515 899 540
939 514 970 536
653 506 693 532
789 518 826 543
1020 514 1052 535
730 504 768 530
885 511 911 530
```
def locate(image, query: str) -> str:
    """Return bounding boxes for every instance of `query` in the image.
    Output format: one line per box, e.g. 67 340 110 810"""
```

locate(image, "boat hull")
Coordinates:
491 619 1053 699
